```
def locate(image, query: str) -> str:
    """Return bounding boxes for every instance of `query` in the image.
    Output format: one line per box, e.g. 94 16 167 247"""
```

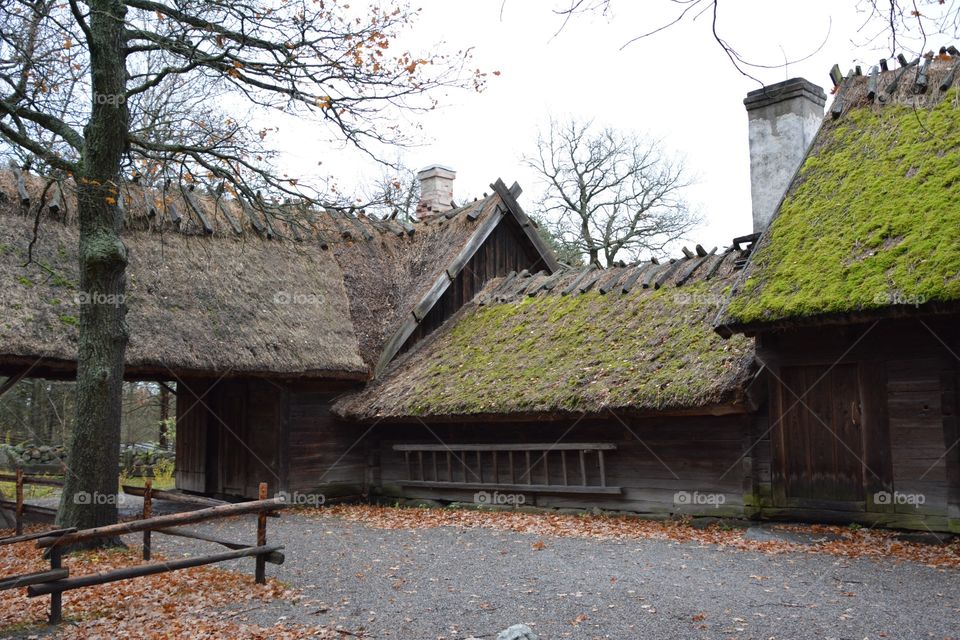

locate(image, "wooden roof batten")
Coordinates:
373 181 560 377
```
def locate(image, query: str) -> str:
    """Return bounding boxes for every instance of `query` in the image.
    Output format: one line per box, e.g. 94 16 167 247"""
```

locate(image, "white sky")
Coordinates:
268 1 913 255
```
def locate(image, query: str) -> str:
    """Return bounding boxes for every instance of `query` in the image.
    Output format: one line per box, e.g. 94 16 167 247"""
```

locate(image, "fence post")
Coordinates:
142 479 152 561
255 482 267 584
15 469 23 536
48 546 62 624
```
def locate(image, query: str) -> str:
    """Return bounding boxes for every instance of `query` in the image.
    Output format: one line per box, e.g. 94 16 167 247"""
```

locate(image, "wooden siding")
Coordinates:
372 415 752 516
174 378 284 498
174 380 212 493
286 390 373 497
755 317 959 531
401 215 544 353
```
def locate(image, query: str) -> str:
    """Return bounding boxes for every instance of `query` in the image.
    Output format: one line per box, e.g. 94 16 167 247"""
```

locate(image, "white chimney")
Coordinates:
416 165 456 217
744 78 826 233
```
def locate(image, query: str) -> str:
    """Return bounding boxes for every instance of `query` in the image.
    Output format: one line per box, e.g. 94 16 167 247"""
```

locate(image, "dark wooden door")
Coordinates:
773 364 866 509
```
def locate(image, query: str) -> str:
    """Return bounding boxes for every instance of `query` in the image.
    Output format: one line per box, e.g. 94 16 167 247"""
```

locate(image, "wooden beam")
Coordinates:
394 443 616 451
0 368 30 399
208 185 243 235
641 262 665 288
597 269 628 295
866 65 879 100
915 57 932 93
239 197 267 234
654 258 688 289
939 59 960 92
121 485 226 508
444 201 509 278
48 184 64 218
0 474 63 487
398 480 621 495
13 167 30 206
0 527 76 546
490 178 560 272
27 545 282 597
619 263 653 294
561 264 597 296
0 569 69 591
181 185 214 235
675 247 717 287
37 498 285 549
577 269 605 293
704 251 729 280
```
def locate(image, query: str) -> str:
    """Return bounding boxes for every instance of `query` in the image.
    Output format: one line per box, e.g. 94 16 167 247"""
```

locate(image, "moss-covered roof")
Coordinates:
719 60 960 331
334 252 756 421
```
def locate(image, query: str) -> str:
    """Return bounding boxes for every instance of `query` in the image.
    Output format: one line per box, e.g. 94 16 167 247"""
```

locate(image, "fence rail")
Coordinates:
1 481 286 624
0 470 64 534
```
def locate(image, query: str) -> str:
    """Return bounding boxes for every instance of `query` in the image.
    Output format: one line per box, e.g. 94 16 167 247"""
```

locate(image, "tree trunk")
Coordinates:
158 384 170 449
57 0 130 540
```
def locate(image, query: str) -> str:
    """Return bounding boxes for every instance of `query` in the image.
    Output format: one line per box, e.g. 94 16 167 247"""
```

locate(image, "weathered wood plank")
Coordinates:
393 443 616 451
399 480 622 494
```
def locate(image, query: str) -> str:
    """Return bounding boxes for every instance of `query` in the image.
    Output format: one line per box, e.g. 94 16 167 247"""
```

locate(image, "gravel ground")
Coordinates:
131 508 960 640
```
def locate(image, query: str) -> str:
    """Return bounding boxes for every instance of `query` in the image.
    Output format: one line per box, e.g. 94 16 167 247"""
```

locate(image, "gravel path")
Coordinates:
136 508 960 640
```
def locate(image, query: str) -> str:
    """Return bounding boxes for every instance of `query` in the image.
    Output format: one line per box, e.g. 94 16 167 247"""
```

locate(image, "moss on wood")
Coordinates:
726 91 960 324
371 280 753 417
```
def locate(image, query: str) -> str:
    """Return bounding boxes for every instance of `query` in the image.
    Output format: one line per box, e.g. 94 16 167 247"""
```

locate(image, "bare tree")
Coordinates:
551 1 960 80
365 160 422 222
0 0 481 535
527 118 698 267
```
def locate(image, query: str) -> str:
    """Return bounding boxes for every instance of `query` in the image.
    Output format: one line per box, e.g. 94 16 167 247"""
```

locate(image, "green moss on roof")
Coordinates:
342 280 754 418
725 91 960 325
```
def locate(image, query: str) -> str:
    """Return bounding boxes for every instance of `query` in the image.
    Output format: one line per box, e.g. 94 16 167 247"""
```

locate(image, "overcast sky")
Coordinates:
268 1 913 256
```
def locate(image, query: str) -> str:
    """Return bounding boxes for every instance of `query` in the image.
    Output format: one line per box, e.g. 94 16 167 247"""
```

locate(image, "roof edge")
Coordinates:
716 299 960 336
371 180 560 377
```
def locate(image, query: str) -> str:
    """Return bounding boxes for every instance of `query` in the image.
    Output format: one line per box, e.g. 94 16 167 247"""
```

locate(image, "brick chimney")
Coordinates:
416 165 456 217
744 78 826 233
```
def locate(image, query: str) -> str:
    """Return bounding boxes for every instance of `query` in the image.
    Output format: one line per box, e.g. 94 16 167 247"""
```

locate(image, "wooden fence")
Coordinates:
0 481 286 624
0 470 64 534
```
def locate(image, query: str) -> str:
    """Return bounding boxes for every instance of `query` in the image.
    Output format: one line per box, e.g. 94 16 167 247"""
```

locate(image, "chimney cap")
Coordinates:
417 164 456 180
743 78 826 111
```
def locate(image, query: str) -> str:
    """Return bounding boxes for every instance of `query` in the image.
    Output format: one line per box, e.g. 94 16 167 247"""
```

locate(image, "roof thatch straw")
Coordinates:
334 247 757 421
718 55 960 334
0 171 518 378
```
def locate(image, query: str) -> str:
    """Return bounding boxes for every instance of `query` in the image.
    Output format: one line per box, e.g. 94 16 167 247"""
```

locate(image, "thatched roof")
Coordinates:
334 245 758 421
0 172 551 379
717 55 960 335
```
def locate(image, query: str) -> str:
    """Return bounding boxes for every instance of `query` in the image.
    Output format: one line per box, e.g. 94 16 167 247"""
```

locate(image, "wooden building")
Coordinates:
334 242 763 517
716 58 960 532
1 58 958 534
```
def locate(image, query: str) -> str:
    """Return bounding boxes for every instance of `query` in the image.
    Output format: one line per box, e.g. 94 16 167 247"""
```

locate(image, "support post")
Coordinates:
48 547 62 624
142 479 152 561
255 482 267 584
15 469 23 536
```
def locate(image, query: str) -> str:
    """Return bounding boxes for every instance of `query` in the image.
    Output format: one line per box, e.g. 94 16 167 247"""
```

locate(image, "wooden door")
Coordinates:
773 364 866 509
